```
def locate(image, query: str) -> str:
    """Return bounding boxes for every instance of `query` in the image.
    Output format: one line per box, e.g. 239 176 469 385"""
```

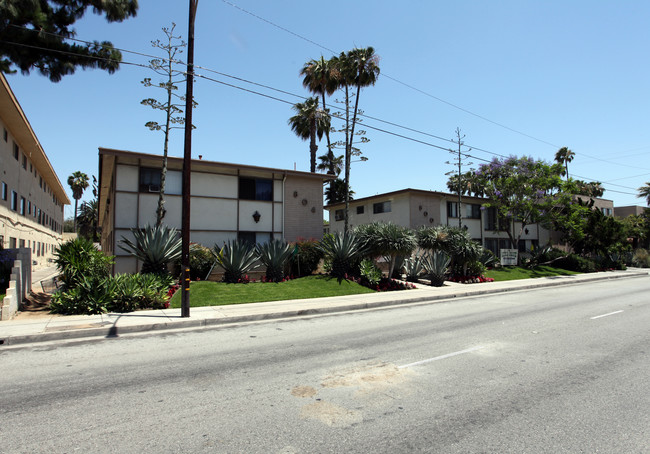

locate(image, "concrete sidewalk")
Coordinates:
1 269 648 346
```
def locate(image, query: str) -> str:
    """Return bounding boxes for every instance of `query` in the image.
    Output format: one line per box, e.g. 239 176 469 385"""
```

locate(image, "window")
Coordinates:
139 167 162 192
13 142 19 160
19 239 25 248
22 153 27 169
1 181 6 200
447 202 459 218
10 191 17 211
601 207 612 216
3 128 7 142
335 209 344 221
485 207 508 231
28 200 31 215
39 176 42 188
373 201 391 214
356 205 364 215
466 204 481 219
239 177 272 201
20 197 25 215
10 237 17 249
237 231 257 245
30 163 33 172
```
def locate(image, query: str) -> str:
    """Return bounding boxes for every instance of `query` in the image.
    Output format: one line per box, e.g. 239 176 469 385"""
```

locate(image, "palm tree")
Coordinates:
67 171 89 233
317 152 343 176
301 56 339 177
288 97 331 172
324 178 353 205
554 146 575 179
638 182 650 205
336 47 380 233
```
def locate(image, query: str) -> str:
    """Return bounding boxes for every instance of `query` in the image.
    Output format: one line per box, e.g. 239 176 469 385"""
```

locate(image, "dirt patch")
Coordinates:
321 362 412 392
300 401 362 427
21 292 51 312
291 386 318 398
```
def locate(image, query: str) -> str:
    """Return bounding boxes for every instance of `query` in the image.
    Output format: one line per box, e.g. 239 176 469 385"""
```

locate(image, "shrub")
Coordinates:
54 237 113 290
289 240 323 277
359 259 382 286
111 273 172 312
50 275 117 315
318 232 368 280
119 224 182 276
632 248 650 268
174 243 215 280
556 254 596 273
257 239 294 283
213 240 259 283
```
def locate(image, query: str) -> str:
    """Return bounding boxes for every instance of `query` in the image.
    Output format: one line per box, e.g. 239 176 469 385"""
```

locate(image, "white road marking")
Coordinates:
398 346 484 369
590 310 624 320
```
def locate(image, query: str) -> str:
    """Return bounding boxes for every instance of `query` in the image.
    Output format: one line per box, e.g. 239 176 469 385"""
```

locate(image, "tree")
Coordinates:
554 146 575 179
0 0 138 82
446 170 484 197
333 47 380 233
574 180 604 198
317 152 343 176
473 156 569 252
76 175 99 241
67 171 89 233
301 56 339 180
141 23 195 227
324 178 353 205
288 97 330 173
637 182 650 206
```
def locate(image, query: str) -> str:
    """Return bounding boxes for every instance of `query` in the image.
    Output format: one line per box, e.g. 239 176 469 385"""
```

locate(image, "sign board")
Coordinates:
500 248 518 266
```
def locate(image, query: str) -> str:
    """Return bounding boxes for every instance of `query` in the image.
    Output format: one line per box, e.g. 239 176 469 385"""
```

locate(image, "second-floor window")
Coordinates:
239 177 272 201
373 201 391 214
447 202 459 218
139 167 162 192
334 209 344 221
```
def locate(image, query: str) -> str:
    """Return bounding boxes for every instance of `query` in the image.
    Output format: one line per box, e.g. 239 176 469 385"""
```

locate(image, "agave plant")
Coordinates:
213 240 259 283
257 239 294 282
119 224 182 276
403 253 427 282
359 258 382 286
422 251 450 287
318 232 368 280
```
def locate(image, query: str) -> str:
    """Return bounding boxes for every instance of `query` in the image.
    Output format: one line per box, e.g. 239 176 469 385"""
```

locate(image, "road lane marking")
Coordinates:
398 346 484 369
590 310 624 320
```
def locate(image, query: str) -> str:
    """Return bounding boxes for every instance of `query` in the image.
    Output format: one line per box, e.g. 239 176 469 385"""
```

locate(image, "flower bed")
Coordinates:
447 275 495 284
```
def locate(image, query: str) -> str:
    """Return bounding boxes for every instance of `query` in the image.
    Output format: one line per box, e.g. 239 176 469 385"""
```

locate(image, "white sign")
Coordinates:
500 249 518 266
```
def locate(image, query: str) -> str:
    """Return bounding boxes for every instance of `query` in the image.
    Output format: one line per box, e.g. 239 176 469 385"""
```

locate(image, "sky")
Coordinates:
5 0 650 219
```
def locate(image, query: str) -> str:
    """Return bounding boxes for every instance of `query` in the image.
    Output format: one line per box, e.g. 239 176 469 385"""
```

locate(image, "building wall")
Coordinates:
101 151 328 274
0 115 66 269
614 205 645 218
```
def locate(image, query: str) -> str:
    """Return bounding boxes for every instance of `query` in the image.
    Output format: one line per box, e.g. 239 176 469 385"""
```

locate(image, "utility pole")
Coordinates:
181 0 198 318
445 128 472 229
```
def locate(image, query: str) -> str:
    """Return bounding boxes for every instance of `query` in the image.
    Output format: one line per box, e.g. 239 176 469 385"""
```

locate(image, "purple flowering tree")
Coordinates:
473 156 570 253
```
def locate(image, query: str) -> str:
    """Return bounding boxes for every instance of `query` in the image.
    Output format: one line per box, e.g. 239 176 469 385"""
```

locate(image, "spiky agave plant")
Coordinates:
403 253 427 282
256 239 294 282
317 232 368 280
422 251 450 287
119 224 182 276
212 240 259 283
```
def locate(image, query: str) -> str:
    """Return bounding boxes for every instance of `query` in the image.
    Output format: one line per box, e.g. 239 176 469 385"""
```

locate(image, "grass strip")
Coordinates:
170 275 375 308
484 265 580 281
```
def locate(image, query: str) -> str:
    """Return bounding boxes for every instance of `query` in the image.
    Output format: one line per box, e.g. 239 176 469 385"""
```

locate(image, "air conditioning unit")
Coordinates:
148 184 160 192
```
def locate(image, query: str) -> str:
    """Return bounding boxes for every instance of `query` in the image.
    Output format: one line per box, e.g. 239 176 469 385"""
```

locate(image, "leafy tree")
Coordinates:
554 146 575 179
621 211 650 249
473 156 569 252
0 0 138 82
325 178 353 205
288 97 330 173
572 207 627 257
141 23 196 227
637 182 650 206
67 171 89 233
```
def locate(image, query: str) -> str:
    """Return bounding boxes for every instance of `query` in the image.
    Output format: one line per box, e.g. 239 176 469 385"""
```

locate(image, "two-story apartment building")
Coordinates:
0 74 69 267
98 148 334 274
326 188 615 255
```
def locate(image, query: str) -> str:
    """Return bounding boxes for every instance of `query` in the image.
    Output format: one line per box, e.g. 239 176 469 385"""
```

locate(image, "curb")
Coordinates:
2 271 648 346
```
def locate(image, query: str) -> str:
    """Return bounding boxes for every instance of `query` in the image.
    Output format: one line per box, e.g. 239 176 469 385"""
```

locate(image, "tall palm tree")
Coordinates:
301 56 339 177
288 97 331 173
554 146 575 179
317 152 343 176
67 171 89 233
638 182 650 206
337 47 380 233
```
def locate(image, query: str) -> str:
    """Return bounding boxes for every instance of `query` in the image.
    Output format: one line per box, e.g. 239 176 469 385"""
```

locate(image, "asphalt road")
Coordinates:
1 278 649 453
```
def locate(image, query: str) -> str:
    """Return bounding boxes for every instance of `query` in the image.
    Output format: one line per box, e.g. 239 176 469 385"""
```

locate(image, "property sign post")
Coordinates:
500 249 518 266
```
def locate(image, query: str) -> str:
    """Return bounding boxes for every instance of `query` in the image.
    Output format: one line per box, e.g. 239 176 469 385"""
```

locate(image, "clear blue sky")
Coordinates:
6 0 650 219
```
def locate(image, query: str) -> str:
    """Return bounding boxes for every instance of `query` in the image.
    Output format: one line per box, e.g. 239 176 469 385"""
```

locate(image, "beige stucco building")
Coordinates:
0 74 69 267
98 148 334 274
326 188 615 255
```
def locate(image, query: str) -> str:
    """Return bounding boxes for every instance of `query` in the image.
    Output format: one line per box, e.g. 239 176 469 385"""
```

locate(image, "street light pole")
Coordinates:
181 0 198 318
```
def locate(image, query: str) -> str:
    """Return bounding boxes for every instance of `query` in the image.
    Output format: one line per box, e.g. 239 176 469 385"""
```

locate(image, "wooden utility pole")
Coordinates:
181 0 198 318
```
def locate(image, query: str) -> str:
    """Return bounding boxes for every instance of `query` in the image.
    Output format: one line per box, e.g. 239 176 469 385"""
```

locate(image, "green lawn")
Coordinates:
484 265 580 281
169 275 376 308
